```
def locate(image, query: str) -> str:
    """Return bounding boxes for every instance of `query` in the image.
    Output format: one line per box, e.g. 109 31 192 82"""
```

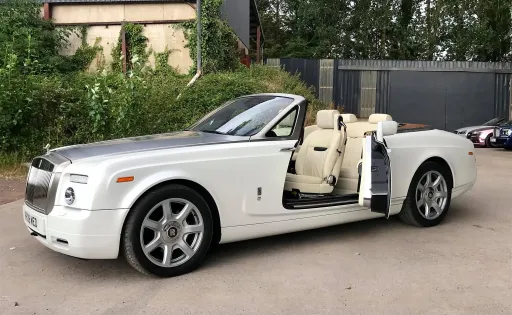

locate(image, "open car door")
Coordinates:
359 122 396 218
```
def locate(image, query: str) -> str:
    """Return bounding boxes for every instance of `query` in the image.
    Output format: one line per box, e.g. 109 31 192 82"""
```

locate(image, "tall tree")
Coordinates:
473 0 512 61
255 0 512 61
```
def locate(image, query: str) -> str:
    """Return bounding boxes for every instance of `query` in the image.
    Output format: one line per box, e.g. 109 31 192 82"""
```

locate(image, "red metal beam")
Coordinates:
121 25 127 74
43 3 51 20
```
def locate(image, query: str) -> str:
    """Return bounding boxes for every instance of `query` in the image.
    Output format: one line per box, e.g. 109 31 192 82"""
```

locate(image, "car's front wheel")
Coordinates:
485 134 493 147
398 161 452 227
122 184 214 277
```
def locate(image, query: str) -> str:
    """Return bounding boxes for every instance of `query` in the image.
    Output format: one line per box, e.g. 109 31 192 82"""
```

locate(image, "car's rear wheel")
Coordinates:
122 184 213 277
398 161 452 227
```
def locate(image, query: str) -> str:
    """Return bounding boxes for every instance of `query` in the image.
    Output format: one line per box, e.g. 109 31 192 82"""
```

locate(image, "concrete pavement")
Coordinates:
1 148 511 315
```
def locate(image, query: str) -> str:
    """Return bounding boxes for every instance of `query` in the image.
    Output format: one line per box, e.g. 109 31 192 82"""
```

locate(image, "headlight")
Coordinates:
70 174 88 184
504 129 512 136
64 187 75 205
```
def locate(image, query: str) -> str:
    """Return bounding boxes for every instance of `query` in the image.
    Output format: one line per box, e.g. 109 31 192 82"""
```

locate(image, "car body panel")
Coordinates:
47 126 476 243
22 93 477 259
468 127 495 146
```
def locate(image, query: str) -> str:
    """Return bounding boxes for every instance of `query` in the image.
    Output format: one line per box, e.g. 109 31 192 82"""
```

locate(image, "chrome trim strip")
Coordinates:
45 172 62 215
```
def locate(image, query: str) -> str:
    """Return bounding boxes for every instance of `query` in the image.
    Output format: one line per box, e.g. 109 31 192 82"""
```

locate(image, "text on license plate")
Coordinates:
25 212 38 228
491 138 496 142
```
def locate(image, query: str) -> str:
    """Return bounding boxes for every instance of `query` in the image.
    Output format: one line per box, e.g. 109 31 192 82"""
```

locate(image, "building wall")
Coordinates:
220 0 250 49
51 3 196 24
52 3 197 73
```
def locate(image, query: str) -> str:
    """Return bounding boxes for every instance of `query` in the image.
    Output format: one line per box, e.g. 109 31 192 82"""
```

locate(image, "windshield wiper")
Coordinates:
201 130 227 135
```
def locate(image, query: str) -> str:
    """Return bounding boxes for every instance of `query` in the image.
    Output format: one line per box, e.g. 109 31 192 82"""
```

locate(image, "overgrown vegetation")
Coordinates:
111 23 149 73
181 0 243 74
0 0 326 166
257 0 512 61
0 0 100 73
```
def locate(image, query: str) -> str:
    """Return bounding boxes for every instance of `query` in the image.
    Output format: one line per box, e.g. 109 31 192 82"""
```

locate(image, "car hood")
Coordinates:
51 131 247 161
468 126 495 133
454 125 486 133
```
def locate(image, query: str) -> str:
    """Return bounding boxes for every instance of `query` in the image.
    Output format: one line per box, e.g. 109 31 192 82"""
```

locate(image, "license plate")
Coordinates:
24 211 38 228
491 138 496 143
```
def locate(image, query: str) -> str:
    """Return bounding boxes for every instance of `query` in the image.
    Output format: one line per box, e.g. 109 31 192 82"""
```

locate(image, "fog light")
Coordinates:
64 187 75 205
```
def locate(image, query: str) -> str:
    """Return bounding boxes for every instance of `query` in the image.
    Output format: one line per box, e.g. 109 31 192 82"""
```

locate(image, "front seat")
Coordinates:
284 110 346 194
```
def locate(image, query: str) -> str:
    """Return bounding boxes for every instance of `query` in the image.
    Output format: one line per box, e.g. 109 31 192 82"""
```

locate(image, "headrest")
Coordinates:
341 114 357 123
317 110 340 129
279 112 295 127
369 114 392 124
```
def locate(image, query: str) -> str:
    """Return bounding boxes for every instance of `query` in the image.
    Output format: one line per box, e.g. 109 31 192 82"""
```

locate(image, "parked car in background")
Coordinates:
468 127 497 147
454 117 506 138
491 120 512 150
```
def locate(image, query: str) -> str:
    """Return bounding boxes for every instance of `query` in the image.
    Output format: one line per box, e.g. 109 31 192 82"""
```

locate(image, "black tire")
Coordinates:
398 161 452 227
485 134 493 148
122 184 214 277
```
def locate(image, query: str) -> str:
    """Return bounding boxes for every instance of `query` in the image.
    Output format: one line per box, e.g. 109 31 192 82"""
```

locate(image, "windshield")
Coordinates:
188 95 295 136
499 120 512 127
483 117 505 126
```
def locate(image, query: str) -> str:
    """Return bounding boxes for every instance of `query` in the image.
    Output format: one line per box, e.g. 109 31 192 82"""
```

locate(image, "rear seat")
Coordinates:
333 113 392 195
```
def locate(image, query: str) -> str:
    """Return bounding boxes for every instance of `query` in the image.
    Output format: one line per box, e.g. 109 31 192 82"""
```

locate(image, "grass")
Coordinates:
0 153 29 179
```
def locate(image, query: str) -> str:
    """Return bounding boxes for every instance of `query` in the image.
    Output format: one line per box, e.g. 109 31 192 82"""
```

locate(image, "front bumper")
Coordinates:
491 137 512 148
470 136 486 146
22 203 129 259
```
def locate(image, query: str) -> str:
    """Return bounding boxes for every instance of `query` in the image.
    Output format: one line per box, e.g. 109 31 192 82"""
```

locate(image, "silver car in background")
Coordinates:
454 117 506 139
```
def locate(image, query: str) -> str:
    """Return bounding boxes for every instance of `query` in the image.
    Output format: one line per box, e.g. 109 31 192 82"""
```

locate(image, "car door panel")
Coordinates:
359 133 391 218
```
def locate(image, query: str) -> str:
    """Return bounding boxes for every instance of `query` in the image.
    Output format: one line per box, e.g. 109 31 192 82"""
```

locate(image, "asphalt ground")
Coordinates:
0 147 511 315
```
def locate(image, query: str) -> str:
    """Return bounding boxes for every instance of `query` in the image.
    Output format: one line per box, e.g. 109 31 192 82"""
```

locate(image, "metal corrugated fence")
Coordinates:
337 59 512 73
319 59 334 105
495 74 512 119
265 58 512 126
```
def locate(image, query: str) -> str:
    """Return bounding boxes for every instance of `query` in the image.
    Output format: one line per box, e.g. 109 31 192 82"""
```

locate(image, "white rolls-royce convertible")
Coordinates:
22 93 477 277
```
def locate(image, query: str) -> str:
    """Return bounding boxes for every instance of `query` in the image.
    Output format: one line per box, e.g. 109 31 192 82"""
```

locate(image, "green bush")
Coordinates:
0 64 325 161
0 0 327 165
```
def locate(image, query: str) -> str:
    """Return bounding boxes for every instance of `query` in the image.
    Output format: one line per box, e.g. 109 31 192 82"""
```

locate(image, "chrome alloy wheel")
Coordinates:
140 198 204 268
415 170 448 220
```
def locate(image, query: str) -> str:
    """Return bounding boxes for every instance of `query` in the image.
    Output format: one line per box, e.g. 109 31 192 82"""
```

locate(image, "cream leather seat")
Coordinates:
284 110 346 194
333 113 392 195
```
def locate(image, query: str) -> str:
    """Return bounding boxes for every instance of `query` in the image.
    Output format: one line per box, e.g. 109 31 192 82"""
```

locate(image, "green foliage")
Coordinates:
111 23 149 72
181 0 241 73
257 0 512 61
0 0 327 163
0 63 324 159
0 0 100 73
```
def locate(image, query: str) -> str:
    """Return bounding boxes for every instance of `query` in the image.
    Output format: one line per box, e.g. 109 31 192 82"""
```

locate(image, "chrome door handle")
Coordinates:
280 147 296 152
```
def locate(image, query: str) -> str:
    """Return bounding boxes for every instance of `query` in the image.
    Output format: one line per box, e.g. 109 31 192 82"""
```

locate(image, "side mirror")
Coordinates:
377 120 398 142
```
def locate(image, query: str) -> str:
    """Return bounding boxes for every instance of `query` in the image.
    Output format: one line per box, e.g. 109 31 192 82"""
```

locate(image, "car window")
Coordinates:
483 117 505 126
498 120 512 127
268 108 298 137
188 96 294 136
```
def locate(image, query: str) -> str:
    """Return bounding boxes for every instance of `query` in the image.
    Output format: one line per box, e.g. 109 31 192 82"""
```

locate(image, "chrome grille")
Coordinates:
25 158 55 214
